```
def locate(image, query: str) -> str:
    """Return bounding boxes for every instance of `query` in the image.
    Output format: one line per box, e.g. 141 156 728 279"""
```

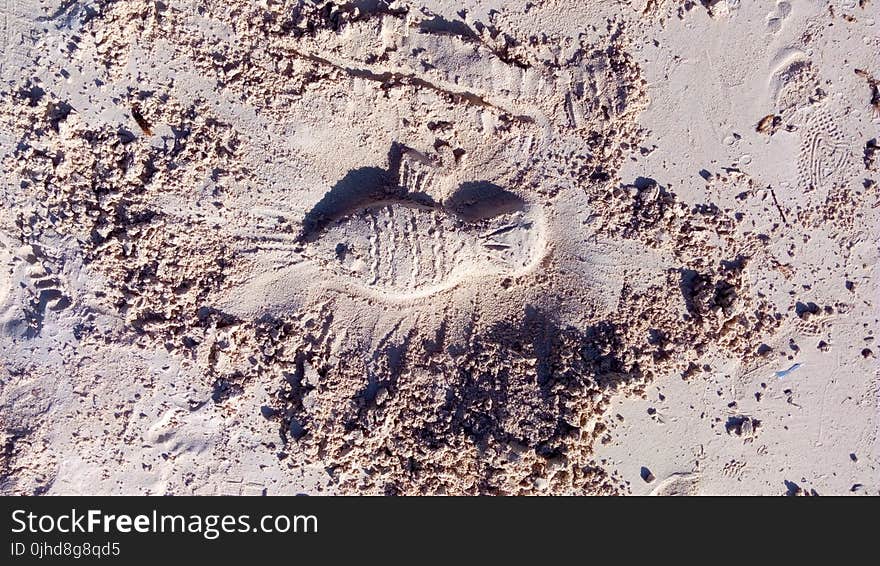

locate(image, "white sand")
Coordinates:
0 0 877 495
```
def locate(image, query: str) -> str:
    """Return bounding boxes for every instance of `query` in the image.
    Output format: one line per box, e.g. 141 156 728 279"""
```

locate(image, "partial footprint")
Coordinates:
144 408 183 446
768 55 820 117
650 472 701 496
797 106 850 193
0 243 72 337
25 263 71 338
766 1 792 35
213 478 265 496
308 201 540 295
0 0 42 77
559 52 629 132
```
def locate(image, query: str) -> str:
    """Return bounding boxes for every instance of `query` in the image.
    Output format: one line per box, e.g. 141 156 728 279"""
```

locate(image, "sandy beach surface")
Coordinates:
0 0 877 495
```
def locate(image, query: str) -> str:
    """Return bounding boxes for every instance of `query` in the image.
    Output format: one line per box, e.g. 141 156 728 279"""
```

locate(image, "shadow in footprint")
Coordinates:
418 15 480 42
445 181 526 222
299 166 395 242
300 144 527 243
300 144 448 242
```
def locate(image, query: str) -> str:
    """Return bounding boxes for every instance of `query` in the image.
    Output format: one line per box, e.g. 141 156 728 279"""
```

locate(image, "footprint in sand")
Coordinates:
0 238 71 337
796 106 851 193
769 55 816 110
242 147 546 297
766 1 792 35
650 472 702 496
766 54 851 200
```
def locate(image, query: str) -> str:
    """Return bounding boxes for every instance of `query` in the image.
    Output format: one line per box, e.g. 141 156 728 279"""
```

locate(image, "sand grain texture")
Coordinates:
0 0 877 495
